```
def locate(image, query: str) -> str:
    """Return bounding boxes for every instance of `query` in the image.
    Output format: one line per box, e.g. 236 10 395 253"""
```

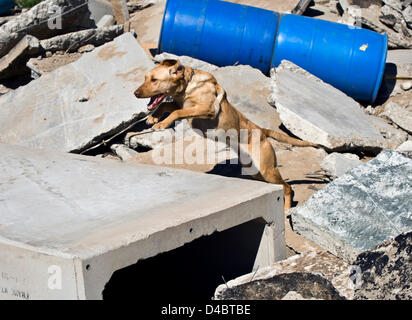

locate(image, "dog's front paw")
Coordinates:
146 115 159 125
152 121 170 130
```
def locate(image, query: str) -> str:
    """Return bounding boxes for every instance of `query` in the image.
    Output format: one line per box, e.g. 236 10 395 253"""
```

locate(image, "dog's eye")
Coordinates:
151 78 157 82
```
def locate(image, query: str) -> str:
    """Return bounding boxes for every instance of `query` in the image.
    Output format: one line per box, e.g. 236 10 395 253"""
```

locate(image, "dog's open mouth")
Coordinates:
147 94 166 111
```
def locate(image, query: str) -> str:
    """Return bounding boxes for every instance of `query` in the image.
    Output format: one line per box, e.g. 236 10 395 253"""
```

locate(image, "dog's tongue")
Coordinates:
147 94 165 111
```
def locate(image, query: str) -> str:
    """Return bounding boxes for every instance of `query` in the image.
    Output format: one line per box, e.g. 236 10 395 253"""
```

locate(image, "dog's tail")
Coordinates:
261 128 317 148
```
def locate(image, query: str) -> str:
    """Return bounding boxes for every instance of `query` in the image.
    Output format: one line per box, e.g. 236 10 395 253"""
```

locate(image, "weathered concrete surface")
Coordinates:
0 35 39 80
88 0 114 24
0 33 154 153
292 150 412 262
154 53 282 131
96 14 115 28
39 25 124 53
0 0 94 58
215 272 345 300
396 140 412 158
381 101 412 133
0 145 284 300
269 61 392 151
111 0 130 24
354 232 412 300
215 250 354 300
320 153 362 178
27 52 83 79
110 143 139 160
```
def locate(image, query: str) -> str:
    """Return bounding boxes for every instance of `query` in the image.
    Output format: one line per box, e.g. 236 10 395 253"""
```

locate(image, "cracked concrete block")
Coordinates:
110 143 139 160
0 33 154 153
320 153 362 177
110 0 130 24
0 35 40 80
381 101 412 133
0 0 94 58
0 145 284 300
291 150 412 263
268 61 389 152
39 25 124 53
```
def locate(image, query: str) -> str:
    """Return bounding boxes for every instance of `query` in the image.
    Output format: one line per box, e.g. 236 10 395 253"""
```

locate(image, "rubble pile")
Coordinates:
0 0 410 300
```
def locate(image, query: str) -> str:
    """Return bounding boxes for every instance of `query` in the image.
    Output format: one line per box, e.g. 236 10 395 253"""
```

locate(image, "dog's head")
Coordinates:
134 59 186 111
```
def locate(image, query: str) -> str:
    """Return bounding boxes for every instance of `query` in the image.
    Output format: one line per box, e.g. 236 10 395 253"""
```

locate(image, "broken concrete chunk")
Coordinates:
381 101 412 133
367 115 408 149
0 33 154 153
39 25 124 53
292 150 412 263
96 14 115 27
88 0 114 24
0 35 40 80
401 81 412 91
396 140 412 158
354 232 412 300
215 272 345 300
154 53 282 131
0 84 12 96
26 52 83 79
0 0 95 58
320 153 362 177
268 61 388 151
111 0 130 24
110 144 139 160
215 250 354 300
403 5 412 27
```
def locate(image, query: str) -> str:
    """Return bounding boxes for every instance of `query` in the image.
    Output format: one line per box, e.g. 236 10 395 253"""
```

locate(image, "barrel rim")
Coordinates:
370 33 388 104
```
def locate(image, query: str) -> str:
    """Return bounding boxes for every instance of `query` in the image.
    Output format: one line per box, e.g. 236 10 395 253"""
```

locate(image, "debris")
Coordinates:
268 61 390 152
354 231 412 300
96 14 115 28
77 44 96 53
396 140 412 158
111 0 130 24
0 0 94 58
39 25 124 53
0 35 40 80
291 0 313 15
0 84 12 96
26 52 83 79
214 250 354 300
215 272 345 300
0 144 284 300
226 0 303 13
400 81 412 91
127 0 156 13
320 153 362 178
381 101 412 133
110 143 139 160
88 0 114 25
0 33 154 153
292 150 412 263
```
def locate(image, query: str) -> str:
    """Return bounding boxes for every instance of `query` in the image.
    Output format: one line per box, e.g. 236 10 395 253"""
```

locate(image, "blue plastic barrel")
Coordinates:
0 0 14 15
158 0 387 102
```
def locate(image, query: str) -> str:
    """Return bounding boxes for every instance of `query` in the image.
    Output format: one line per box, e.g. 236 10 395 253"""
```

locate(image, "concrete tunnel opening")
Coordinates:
102 218 267 300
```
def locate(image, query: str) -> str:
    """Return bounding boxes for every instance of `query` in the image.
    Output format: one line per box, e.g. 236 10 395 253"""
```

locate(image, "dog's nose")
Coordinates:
134 88 142 98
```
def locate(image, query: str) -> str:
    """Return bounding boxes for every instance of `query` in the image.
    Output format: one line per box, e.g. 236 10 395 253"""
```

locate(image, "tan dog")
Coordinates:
135 59 316 211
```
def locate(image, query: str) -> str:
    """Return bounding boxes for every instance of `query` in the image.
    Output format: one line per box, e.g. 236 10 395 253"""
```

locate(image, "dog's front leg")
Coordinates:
147 102 179 125
152 105 214 130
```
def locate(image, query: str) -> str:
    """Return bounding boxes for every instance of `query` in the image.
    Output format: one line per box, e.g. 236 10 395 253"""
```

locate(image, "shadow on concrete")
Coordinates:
103 218 266 301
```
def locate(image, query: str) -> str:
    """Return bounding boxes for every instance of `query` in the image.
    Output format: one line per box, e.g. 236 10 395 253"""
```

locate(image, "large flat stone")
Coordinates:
291 150 412 262
0 33 154 153
268 61 390 151
0 145 284 300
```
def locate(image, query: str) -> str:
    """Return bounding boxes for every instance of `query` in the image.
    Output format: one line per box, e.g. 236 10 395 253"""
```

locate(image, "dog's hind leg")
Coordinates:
249 138 292 212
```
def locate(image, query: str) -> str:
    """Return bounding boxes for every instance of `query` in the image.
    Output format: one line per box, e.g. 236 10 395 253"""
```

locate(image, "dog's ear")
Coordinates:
169 60 185 79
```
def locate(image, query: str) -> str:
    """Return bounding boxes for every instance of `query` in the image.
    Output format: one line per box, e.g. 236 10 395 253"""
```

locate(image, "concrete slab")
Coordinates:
0 33 154 153
0 145 285 300
320 153 362 178
381 101 412 133
291 150 412 263
269 61 389 151
0 35 40 80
